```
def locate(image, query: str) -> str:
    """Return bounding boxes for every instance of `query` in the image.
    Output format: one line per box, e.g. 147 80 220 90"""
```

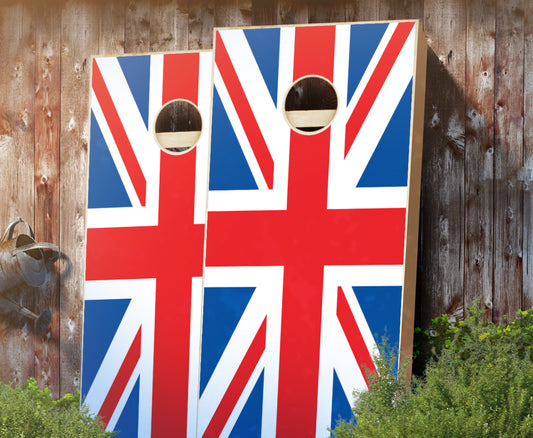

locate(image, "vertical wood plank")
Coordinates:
59 0 99 396
252 0 274 25
98 0 126 55
379 0 424 21
420 0 466 326
494 0 524 322
275 0 308 25
188 0 214 49
34 0 61 397
308 0 345 23
524 0 533 311
345 0 379 22
150 0 188 52
214 0 252 27
125 0 151 53
0 0 36 388
464 0 495 317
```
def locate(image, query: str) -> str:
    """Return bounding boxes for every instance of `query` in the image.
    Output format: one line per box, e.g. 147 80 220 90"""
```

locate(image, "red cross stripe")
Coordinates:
85 53 205 438
205 26 407 437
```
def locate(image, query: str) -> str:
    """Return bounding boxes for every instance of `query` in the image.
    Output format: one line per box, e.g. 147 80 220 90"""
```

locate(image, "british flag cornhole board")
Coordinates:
81 51 212 437
199 20 426 437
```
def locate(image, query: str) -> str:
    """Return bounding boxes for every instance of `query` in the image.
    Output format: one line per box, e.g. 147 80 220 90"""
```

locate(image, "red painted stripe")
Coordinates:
336 287 377 386
203 318 267 438
344 22 415 157
98 327 142 427
215 32 274 189
92 59 147 205
163 52 200 106
293 25 336 81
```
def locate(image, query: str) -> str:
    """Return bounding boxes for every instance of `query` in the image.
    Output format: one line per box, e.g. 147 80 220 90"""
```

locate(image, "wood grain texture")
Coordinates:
150 0 188 52
524 0 533 310
464 0 495 318
252 0 274 25
420 0 466 326
98 0 126 55
59 0 99 395
493 0 524 323
379 0 423 21
33 0 61 397
125 0 151 53
188 0 214 49
345 0 378 22
0 0 36 388
275 0 308 24
215 0 252 27
308 0 345 23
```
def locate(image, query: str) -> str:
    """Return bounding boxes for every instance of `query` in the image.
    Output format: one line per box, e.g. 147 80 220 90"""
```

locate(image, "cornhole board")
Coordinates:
200 21 426 437
81 51 212 438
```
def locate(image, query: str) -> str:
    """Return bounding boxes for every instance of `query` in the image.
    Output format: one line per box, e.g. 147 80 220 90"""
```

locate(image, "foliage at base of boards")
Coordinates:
0 378 115 438
332 304 533 438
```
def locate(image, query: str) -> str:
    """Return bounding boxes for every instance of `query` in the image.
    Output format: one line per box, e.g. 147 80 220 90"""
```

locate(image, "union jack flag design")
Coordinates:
201 22 423 437
82 51 212 437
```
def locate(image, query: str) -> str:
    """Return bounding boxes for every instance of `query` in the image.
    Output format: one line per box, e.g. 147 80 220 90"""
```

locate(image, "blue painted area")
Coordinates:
352 286 402 368
331 369 354 430
209 89 258 190
117 55 151 129
82 298 131 396
229 370 264 437
244 28 280 106
200 287 256 395
347 23 388 104
88 111 132 208
357 80 413 188
114 377 140 438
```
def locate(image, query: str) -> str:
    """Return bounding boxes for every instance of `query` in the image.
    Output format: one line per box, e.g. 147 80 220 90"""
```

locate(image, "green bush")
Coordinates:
0 378 114 437
332 305 533 438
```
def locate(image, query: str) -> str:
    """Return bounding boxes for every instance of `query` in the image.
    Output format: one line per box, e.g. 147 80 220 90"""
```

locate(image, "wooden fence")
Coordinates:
0 0 531 397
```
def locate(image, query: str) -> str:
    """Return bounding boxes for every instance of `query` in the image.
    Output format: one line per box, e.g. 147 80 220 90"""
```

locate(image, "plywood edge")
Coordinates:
399 20 427 381
285 109 336 128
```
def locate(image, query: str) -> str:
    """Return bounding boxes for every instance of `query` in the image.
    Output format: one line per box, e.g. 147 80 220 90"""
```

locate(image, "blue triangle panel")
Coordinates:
243 27 281 106
357 80 413 188
229 370 264 438
209 88 258 191
331 369 354 429
351 286 402 363
347 23 389 104
114 377 140 438
88 111 132 208
200 287 256 395
82 298 131 396
117 55 151 130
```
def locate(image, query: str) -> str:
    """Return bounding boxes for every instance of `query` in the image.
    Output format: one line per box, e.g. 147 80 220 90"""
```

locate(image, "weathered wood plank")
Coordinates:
33 0 61 397
188 0 214 49
0 0 36 388
59 0 99 396
378 0 424 21
464 0 495 318
524 0 533 311
214 0 252 27
493 0 524 322
150 0 188 52
420 0 466 326
308 0 345 23
125 0 151 53
98 0 125 55
275 0 308 25
252 0 274 25
345 0 378 22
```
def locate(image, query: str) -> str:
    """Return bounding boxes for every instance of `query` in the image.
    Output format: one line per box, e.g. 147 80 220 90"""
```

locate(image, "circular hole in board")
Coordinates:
154 99 202 155
283 75 338 134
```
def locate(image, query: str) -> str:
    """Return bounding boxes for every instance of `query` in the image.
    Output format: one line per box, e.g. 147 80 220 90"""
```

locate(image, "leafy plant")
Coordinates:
332 304 533 438
0 378 114 437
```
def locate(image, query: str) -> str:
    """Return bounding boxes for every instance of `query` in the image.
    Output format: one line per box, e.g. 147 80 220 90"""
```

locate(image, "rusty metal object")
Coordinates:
0 218 59 333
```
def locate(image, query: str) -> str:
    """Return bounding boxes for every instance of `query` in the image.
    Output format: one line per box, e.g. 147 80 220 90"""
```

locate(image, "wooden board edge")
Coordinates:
399 21 427 380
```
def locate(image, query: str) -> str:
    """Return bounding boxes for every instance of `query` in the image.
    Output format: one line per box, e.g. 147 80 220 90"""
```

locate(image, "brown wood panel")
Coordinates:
345 0 378 22
214 0 252 27
125 0 151 53
524 0 533 311
309 0 345 23
188 0 214 49
420 0 466 326
0 0 36 388
379 0 423 21
252 0 274 25
464 0 495 318
98 0 126 55
275 0 308 24
33 0 61 397
59 0 99 396
493 0 524 323
150 0 188 52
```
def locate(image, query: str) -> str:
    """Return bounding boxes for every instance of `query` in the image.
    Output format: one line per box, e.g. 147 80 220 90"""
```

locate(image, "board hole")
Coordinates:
283 76 338 134
154 99 202 154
